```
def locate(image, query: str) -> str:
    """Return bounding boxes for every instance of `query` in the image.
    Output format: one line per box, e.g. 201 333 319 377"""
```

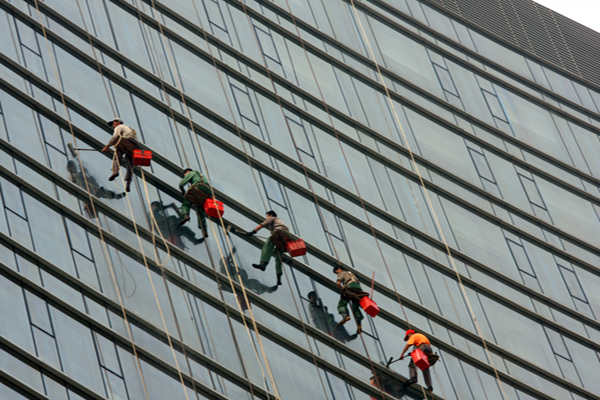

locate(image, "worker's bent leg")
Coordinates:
111 155 120 175
260 238 275 265
181 200 192 217
337 298 349 318
351 300 364 322
274 248 283 276
423 368 432 389
197 208 207 231
124 154 134 182
408 359 418 382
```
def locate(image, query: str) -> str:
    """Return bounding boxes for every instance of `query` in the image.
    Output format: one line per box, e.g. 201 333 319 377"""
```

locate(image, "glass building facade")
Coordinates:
0 0 599 399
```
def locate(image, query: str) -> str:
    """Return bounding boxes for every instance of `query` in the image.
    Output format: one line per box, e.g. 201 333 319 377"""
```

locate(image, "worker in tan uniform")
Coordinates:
101 118 139 192
399 329 438 393
333 266 368 334
246 210 292 286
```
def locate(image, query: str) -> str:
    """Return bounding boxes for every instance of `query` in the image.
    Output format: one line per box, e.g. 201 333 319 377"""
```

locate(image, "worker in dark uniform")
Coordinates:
307 291 354 343
148 201 204 247
101 118 139 192
178 168 212 240
333 266 368 334
399 329 438 393
246 211 292 286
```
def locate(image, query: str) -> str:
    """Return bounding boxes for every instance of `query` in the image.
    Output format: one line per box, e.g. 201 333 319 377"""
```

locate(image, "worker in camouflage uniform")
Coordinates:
178 168 212 240
101 118 139 192
246 210 292 286
333 265 368 334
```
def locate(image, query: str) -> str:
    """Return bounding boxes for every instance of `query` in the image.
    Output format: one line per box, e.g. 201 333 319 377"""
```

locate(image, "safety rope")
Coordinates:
347 1 508 398
275 251 331 400
113 161 191 400
139 0 283 397
37 2 204 398
232 2 392 398
73 0 117 116
141 169 172 267
31 1 152 399
128 0 192 168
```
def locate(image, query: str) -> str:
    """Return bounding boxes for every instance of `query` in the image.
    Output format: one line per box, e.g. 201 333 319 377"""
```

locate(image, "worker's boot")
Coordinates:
192 237 205 245
252 262 267 271
108 172 119 181
125 181 131 192
356 325 362 334
406 377 417 385
178 215 191 226
338 315 351 326
276 274 282 286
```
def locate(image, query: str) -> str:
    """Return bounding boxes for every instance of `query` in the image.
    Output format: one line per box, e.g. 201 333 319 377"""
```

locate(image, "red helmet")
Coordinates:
404 329 415 341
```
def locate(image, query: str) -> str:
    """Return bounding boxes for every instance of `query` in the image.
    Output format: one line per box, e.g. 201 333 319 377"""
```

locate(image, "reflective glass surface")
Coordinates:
0 0 599 399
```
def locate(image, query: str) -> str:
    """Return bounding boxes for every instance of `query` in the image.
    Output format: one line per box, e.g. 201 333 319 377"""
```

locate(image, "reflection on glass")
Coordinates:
306 290 357 343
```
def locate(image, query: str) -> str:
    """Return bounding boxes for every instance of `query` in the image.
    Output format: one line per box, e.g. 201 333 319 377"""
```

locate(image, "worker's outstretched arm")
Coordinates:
246 224 263 236
336 280 343 290
399 343 410 360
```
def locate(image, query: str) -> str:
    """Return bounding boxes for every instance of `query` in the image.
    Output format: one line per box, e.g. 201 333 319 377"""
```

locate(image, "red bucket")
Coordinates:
285 239 306 257
203 198 224 218
132 149 152 166
411 348 430 371
359 297 380 317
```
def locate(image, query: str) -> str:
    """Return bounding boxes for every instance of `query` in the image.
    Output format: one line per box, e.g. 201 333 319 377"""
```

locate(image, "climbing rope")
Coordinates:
347 1 509 398
137 0 285 397
229 1 398 398
31 1 152 399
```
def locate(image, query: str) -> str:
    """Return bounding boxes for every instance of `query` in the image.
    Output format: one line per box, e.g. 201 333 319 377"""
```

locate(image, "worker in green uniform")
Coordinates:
246 210 292 286
178 168 212 240
333 265 368 334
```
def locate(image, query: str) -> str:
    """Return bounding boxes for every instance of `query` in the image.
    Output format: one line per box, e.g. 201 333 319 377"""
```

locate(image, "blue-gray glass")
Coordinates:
2 0 600 399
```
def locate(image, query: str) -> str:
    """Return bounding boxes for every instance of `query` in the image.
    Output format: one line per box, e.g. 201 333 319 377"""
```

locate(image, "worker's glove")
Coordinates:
245 230 256 237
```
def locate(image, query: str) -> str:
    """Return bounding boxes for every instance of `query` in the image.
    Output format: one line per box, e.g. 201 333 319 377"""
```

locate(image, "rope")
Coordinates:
206 219 274 398
141 169 172 267
184 0 268 212
276 251 331 400
129 0 192 167
278 0 413 327
347 1 508 398
38 2 204 398
138 0 283 396
233 2 393 398
31 1 152 398
73 0 117 116
113 155 191 400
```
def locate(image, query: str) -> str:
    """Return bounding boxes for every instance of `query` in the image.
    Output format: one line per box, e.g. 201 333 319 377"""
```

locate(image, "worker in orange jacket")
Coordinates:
399 329 437 393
